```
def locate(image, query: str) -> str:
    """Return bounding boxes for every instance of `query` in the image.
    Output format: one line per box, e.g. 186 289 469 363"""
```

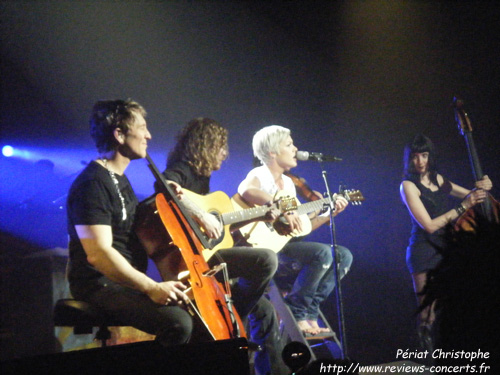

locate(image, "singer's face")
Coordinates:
276 135 298 171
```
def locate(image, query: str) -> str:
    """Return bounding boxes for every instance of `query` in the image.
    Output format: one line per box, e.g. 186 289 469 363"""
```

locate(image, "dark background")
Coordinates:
1 0 499 365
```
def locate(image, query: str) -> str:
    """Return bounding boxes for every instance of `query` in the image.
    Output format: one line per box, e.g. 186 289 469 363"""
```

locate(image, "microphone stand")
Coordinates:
319 165 348 360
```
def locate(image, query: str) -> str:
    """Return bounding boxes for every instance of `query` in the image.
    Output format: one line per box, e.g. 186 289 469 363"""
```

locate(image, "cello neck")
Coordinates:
145 153 211 249
453 97 485 182
453 98 494 221
463 131 484 182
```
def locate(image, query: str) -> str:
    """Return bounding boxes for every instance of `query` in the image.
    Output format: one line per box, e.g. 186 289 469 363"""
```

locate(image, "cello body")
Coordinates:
135 154 246 341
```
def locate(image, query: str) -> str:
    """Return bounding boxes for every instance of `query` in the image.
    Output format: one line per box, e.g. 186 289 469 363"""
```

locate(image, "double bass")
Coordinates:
452 97 499 231
135 153 246 341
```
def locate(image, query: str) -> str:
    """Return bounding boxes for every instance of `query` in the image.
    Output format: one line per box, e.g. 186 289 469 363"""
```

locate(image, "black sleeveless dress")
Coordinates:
405 178 452 274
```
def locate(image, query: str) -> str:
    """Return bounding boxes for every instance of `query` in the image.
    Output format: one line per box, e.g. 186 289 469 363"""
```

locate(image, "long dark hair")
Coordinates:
403 134 438 185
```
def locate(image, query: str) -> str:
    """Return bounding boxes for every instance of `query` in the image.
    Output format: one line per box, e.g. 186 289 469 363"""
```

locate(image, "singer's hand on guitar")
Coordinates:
475 175 492 191
285 210 303 232
272 210 302 236
263 206 280 222
333 194 349 215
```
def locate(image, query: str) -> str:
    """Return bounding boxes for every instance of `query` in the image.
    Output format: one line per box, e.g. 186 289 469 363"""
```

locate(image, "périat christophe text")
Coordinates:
396 348 490 362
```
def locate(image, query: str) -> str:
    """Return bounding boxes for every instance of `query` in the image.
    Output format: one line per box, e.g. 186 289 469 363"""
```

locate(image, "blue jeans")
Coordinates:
276 241 353 321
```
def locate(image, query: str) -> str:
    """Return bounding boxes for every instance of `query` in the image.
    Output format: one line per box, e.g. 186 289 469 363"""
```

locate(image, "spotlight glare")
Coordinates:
2 145 14 157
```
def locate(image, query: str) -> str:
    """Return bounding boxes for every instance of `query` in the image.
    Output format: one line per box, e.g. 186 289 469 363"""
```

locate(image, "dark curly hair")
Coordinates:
167 118 228 177
89 99 146 153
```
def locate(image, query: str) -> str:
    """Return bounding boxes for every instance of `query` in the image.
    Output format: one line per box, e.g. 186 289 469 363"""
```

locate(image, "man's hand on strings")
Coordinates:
197 212 223 239
148 281 190 306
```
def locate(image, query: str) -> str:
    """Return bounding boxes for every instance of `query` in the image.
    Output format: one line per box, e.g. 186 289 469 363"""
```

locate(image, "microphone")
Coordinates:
296 151 342 162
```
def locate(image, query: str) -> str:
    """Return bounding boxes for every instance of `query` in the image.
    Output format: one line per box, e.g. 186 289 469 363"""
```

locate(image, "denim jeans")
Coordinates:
277 241 353 321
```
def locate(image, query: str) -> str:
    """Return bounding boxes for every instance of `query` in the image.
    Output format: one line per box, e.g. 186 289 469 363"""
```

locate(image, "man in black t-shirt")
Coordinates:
67 99 192 346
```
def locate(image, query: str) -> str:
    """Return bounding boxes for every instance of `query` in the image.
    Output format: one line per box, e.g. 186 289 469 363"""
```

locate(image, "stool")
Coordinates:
267 281 341 362
53 298 124 347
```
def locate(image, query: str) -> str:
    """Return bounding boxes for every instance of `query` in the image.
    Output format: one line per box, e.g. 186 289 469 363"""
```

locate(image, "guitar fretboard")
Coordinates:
221 205 270 225
296 197 336 215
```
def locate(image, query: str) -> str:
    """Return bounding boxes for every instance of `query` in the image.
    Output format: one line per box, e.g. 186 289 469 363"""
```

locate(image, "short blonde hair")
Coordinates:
252 125 290 165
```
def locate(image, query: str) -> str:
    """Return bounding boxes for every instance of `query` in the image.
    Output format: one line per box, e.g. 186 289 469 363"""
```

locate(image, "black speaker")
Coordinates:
0 248 68 361
1 338 250 375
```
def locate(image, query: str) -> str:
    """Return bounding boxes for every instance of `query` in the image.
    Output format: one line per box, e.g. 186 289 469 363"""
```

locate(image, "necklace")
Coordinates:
102 158 127 221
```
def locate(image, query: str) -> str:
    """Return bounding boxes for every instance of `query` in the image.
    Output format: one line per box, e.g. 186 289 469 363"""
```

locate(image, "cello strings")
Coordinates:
182 286 217 340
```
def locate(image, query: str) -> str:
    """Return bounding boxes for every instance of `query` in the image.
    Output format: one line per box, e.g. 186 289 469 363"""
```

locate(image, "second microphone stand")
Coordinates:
319 166 348 360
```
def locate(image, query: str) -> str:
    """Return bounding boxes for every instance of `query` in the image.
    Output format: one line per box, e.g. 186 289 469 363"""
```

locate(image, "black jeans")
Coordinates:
209 247 278 317
248 296 289 375
210 247 286 375
73 277 193 347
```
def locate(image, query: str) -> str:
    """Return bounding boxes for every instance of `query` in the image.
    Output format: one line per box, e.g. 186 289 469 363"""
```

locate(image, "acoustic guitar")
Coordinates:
231 189 364 253
181 189 296 260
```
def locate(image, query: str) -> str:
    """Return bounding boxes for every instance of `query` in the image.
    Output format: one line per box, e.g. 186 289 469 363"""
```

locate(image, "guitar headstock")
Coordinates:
277 196 298 213
453 97 473 136
342 189 365 205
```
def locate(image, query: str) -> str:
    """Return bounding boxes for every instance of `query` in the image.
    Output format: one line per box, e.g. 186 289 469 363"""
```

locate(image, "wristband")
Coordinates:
455 203 466 216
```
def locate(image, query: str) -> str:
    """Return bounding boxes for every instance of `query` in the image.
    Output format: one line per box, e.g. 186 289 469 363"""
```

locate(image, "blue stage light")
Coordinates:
2 145 14 157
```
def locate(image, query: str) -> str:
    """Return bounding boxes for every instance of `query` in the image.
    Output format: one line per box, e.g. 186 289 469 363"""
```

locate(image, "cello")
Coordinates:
135 153 246 341
452 97 499 231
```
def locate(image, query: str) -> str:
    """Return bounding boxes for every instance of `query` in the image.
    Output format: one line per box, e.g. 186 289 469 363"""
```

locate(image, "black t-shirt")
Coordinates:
67 161 147 296
159 160 210 195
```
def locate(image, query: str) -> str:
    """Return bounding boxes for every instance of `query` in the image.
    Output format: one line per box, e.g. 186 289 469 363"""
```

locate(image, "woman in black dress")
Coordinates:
399 134 492 347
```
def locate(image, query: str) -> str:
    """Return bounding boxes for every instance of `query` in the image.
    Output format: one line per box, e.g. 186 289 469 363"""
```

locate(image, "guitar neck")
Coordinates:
296 197 334 216
221 205 271 226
